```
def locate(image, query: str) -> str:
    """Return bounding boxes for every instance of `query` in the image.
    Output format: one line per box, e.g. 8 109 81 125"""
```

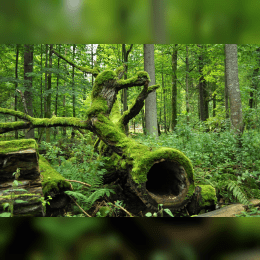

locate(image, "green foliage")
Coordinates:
145 204 174 217
135 127 260 206
42 136 115 215
0 168 51 217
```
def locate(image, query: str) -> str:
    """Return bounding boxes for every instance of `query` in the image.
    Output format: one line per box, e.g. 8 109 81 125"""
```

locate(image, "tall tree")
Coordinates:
46 44 53 142
171 44 178 130
144 44 158 137
14 44 19 139
198 45 209 121
225 44 244 134
122 44 133 134
185 45 190 123
24 44 34 139
224 46 230 119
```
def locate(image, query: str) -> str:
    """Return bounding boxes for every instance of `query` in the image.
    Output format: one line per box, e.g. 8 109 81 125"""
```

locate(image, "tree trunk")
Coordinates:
224 46 230 119
171 44 178 130
54 44 61 140
144 44 158 137
225 44 244 134
185 45 190 123
14 44 19 139
24 44 35 139
198 45 208 122
121 44 133 135
46 44 53 142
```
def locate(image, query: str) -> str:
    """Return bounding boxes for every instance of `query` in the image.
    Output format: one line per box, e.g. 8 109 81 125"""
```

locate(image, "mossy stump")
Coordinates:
0 139 44 216
0 139 72 217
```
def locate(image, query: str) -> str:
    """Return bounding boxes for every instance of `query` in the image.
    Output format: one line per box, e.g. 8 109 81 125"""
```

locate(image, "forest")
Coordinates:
0 44 260 219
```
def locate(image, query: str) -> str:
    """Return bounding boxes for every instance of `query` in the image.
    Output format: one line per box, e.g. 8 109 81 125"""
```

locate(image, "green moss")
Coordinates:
130 147 194 184
0 139 38 154
0 121 28 129
136 71 150 81
115 66 124 76
98 206 111 217
0 107 32 121
39 155 71 195
32 117 86 128
198 185 217 207
86 97 108 118
92 70 117 99
117 71 150 87
148 84 160 92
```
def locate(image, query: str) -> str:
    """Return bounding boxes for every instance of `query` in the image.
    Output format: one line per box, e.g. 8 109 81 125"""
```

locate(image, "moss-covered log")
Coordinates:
0 51 216 215
0 139 44 216
0 139 72 216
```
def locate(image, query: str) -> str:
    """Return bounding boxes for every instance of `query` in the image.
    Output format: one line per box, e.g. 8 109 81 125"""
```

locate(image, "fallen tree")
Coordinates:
0 51 216 215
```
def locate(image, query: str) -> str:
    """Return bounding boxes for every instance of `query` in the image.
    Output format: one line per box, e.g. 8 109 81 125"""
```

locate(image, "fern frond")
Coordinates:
227 181 249 205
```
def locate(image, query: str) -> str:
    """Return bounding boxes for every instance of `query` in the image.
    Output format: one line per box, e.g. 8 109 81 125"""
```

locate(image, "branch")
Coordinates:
126 44 133 57
120 83 160 126
116 71 151 90
0 107 91 134
16 89 28 114
51 49 100 77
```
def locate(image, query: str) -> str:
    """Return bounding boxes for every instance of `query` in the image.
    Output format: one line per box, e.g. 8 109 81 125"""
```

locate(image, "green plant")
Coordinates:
145 204 174 217
0 168 28 217
40 195 52 215
235 205 260 217
0 168 52 217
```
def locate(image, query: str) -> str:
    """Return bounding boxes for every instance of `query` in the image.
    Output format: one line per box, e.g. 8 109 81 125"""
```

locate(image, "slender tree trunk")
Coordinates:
62 47 67 137
14 44 19 139
224 46 230 119
46 44 53 143
144 44 158 137
171 44 178 130
225 44 244 134
72 44 76 118
198 45 208 122
24 44 35 139
38 44 43 140
54 44 61 140
44 45 48 139
212 82 217 117
121 44 133 135
185 45 190 123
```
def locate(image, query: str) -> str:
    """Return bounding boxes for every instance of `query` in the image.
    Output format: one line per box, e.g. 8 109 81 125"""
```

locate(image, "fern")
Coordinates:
227 181 249 205
65 188 115 210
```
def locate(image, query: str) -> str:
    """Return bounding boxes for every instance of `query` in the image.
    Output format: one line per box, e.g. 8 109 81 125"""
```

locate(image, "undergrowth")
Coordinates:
133 126 260 206
41 133 115 216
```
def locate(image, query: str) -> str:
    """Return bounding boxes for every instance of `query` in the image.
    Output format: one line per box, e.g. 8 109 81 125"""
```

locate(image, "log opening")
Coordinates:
145 160 191 208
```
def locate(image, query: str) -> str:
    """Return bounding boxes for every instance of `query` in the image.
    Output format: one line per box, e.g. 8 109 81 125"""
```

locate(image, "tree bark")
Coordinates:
171 44 178 130
24 44 35 139
14 44 19 139
198 45 208 122
144 44 158 137
185 45 190 123
225 44 244 134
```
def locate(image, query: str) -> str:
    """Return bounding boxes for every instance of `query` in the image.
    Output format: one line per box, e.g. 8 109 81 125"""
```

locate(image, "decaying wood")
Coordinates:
0 141 72 217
